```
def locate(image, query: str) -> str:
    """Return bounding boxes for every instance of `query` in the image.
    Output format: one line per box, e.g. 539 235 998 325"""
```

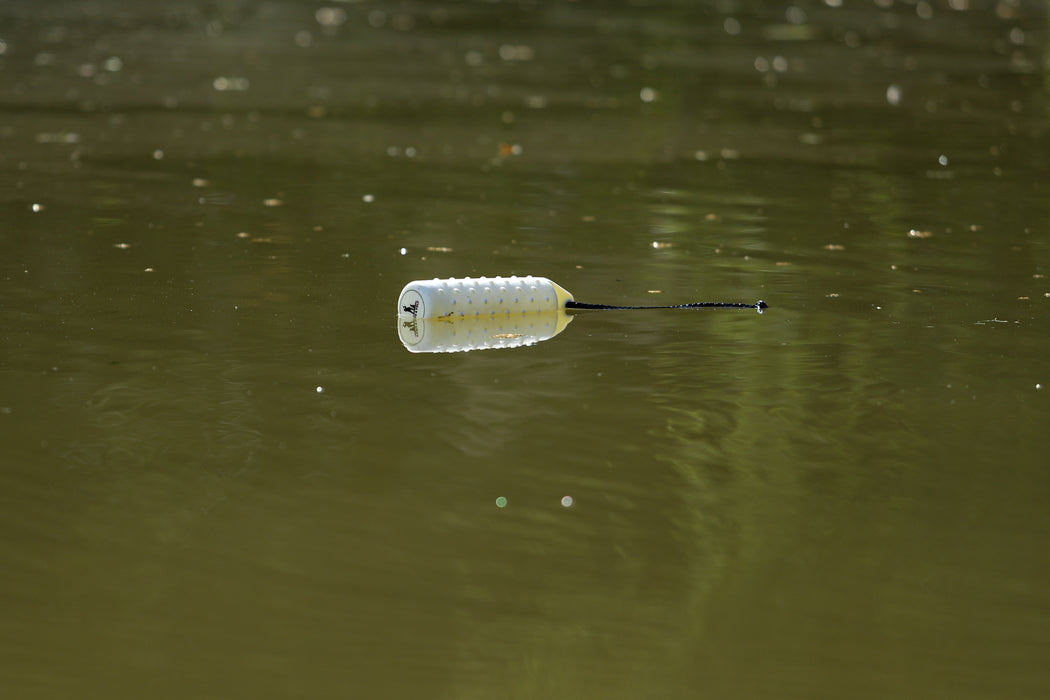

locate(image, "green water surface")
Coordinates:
2 2 1049 698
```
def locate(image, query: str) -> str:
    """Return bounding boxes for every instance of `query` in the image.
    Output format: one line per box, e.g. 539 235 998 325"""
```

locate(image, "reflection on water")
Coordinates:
2 0 1050 698
398 309 574 353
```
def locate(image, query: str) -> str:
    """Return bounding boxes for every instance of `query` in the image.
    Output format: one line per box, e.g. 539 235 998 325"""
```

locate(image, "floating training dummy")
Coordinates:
397 275 766 353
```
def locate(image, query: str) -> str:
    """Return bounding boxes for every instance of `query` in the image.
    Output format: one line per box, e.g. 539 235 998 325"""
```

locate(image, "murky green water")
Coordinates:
2 1 1049 698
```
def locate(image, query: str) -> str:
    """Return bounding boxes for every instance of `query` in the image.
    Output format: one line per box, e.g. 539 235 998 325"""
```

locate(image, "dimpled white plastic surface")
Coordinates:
397 276 573 319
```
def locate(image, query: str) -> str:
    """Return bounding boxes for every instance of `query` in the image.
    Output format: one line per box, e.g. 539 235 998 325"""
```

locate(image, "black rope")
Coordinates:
566 300 767 312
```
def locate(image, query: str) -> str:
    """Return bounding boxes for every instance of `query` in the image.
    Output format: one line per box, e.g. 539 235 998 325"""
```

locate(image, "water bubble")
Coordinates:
496 497 507 508
316 386 324 393
367 10 387 28
786 6 807 23
561 495 574 508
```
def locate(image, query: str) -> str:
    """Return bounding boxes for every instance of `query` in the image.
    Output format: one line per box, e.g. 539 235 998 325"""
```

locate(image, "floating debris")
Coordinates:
499 44 535 61
315 7 347 26
213 76 250 91
497 142 522 157
907 229 934 238
36 132 80 144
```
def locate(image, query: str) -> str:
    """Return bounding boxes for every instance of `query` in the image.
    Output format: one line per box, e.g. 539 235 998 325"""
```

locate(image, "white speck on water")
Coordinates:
1037 384 1042 390
362 194 374 203
886 84 902 106
316 386 324 393
399 247 407 255
31 203 44 212
938 154 949 166
561 496 574 508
